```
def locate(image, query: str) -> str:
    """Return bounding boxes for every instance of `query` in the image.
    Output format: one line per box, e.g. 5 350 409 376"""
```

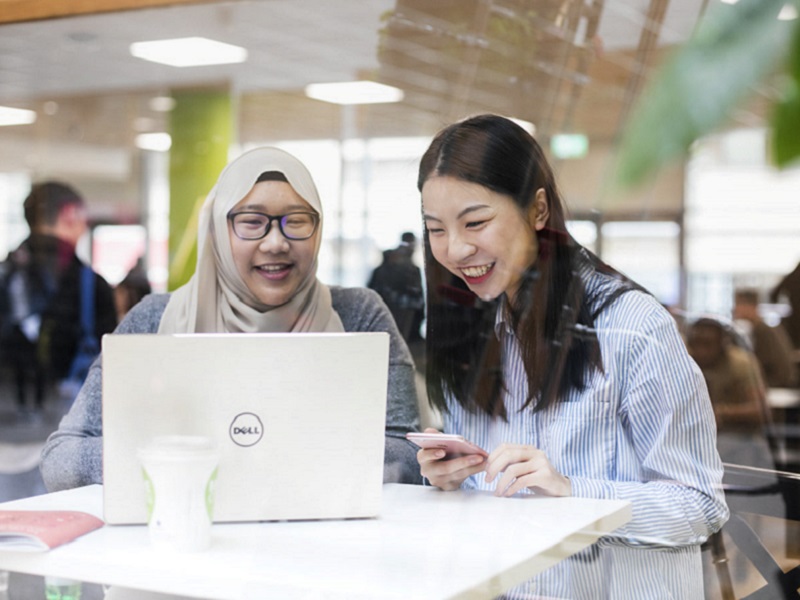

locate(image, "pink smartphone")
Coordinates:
405 432 488 459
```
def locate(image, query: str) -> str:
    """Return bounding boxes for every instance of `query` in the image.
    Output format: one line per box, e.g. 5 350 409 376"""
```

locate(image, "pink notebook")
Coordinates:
0 510 104 551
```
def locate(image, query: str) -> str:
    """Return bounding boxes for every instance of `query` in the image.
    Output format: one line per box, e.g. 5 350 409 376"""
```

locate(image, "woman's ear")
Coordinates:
528 188 549 231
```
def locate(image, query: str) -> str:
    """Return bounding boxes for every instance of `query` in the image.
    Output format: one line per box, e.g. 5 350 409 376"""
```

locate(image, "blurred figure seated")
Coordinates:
688 317 791 593
687 317 774 469
113 259 151 322
771 260 800 351
733 288 797 389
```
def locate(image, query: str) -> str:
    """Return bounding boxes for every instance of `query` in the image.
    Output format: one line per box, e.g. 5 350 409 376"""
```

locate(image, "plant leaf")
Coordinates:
771 17 800 167
614 0 792 188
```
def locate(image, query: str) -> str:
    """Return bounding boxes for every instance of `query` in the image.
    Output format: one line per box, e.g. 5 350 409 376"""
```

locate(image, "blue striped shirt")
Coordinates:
442 266 729 598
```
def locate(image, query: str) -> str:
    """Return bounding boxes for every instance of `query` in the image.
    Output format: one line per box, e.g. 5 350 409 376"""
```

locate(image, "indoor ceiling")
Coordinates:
0 0 766 181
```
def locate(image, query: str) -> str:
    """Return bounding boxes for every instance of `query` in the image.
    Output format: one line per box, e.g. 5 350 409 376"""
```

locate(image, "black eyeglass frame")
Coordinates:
227 211 320 241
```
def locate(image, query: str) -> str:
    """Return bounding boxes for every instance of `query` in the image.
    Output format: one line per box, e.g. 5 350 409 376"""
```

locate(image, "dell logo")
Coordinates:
230 413 264 447
233 427 259 435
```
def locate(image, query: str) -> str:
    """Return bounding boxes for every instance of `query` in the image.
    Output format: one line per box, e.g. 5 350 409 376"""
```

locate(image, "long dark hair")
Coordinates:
418 114 633 418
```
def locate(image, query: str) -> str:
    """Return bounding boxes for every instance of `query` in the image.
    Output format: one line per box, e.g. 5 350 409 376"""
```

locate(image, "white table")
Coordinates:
0 484 631 599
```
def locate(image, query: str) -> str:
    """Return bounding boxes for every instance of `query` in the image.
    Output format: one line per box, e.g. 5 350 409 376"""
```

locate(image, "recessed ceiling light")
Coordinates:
0 106 37 126
304 81 404 105
130 37 247 67
719 0 738 4
136 132 172 152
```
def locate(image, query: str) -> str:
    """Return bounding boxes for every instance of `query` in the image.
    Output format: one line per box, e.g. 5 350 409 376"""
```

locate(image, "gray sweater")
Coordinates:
40 286 423 491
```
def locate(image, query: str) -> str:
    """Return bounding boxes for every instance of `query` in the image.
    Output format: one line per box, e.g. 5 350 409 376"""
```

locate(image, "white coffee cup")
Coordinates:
137 435 220 552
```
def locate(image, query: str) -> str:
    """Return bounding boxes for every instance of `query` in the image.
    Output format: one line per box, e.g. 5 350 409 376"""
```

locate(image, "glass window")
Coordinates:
601 220 681 306
686 129 800 316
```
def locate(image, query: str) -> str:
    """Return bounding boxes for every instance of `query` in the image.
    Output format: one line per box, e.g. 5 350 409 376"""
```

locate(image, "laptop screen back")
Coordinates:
101 332 389 524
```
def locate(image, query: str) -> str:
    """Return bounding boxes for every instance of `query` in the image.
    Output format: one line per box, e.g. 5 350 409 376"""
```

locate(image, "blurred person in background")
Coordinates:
770 260 800 351
733 287 797 388
367 231 425 350
687 317 774 468
113 258 151 321
687 316 786 585
0 181 117 421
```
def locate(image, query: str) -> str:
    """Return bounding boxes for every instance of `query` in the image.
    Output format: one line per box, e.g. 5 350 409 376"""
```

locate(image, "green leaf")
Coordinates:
790 6 800 83
772 82 800 167
772 17 800 167
614 0 792 188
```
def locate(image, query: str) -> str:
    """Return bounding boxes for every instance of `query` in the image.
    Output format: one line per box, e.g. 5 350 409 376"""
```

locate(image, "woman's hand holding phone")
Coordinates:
408 431 571 497
408 428 487 491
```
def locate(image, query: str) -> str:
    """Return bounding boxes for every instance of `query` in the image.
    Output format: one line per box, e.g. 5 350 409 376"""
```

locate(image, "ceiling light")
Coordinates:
304 81 404 105
0 106 37 126
130 37 247 67
719 0 738 4
136 132 172 152
779 4 798 20
0 106 36 127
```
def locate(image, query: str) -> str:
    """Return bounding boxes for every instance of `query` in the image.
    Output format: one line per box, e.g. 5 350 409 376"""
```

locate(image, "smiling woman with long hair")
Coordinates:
415 114 728 598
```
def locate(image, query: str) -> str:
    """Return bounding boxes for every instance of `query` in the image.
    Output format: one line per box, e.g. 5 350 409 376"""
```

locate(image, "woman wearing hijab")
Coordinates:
41 147 422 491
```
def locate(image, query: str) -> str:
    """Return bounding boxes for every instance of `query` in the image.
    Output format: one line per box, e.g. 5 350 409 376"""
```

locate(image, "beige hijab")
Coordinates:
158 147 344 334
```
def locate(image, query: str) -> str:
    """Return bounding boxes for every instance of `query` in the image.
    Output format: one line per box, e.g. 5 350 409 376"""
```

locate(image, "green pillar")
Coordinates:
167 89 233 291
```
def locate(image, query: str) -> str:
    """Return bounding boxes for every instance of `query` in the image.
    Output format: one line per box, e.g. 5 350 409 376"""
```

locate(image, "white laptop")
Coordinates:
101 332 389 525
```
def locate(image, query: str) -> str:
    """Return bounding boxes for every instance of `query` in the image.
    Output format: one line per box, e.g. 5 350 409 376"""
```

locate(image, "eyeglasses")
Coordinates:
228 211 319 241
